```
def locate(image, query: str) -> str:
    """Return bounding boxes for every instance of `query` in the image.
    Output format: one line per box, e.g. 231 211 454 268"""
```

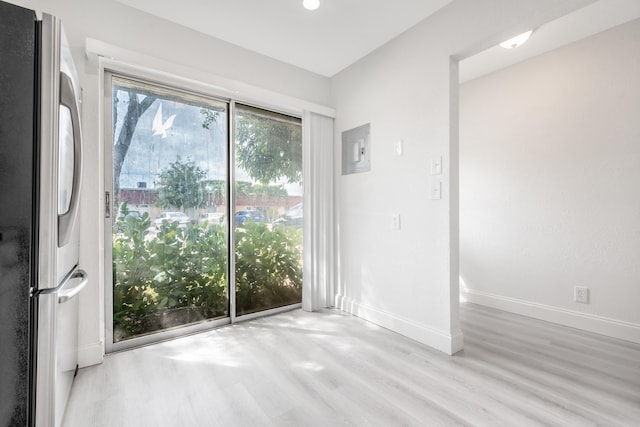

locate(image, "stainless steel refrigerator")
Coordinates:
0 2 87 426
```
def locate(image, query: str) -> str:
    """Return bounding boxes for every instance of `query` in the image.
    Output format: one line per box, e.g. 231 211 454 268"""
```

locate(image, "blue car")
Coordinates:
235 210 264 224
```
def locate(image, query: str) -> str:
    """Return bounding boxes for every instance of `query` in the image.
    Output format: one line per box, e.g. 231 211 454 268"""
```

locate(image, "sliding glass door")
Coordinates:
106 74 303 350
233 105 303 317
107 75 230 346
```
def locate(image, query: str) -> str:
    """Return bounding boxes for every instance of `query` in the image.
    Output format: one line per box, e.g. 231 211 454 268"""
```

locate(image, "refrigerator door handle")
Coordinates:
35 268 88 299
58 71 83 247
58 269 88 304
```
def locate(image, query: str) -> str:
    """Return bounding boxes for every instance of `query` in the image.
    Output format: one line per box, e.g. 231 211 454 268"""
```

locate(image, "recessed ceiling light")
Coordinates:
500 30 533 49
303 0 320 11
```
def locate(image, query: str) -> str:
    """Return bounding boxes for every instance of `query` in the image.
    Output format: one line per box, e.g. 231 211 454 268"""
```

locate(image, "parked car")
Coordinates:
118 210 141 222
199 212 224 226
272 203 302 229
154 211 190 229
234 210 264 224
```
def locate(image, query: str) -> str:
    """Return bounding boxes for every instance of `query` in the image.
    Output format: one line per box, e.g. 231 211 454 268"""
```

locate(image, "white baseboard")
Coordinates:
77 341 104 368
463 289 640 344
335 294 464 355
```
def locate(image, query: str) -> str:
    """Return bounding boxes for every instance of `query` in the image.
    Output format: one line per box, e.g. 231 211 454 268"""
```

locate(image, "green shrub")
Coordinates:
235 222 302 316
112 212 157 339
112 214 302 341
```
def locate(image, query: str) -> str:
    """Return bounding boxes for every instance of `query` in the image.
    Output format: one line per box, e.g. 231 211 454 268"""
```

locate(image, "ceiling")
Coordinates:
115 0 640 80
114 0 453 77
460 0 640 82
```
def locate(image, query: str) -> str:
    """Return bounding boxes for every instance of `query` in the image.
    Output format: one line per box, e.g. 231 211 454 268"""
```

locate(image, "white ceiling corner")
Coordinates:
459 0 640 83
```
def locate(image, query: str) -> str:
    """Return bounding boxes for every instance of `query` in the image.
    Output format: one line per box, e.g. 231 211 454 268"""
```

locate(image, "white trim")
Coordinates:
463 289 640 344
235 304 302 323
77 341 103 368
448 56 462 356
86 38 335 119
92 38 320 358
110 317 232 353
335 294 462 355
102 69 114 355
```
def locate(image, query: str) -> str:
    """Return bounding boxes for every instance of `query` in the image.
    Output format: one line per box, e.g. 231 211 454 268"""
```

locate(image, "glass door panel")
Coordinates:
234 104 303 316
110 76 229 342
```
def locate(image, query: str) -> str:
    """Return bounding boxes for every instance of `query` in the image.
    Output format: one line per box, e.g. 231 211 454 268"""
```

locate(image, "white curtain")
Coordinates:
302 112 335 311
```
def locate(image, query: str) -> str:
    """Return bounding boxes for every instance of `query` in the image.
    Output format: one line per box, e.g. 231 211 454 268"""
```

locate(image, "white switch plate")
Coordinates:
430 182 442 200
391 214 401 230
431 156 442 175
574 286 589 304
395 140 403 157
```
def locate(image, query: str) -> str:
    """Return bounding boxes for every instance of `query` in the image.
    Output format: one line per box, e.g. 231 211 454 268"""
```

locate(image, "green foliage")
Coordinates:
235 222 303 316
235 181 288 198
202 179 226 205
200 108 220 130
157 158 208 211
112 215 302 341
250 183 288 199
235 110 302 185
112 211 157 337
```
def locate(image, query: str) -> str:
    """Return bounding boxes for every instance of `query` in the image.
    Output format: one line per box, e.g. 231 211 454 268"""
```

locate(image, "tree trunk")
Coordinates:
112 87 156 215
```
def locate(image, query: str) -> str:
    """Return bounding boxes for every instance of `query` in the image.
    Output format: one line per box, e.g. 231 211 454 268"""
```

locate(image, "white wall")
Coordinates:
10 0 332 366
330 0 596 354
460 19 640 343
6 0 607 362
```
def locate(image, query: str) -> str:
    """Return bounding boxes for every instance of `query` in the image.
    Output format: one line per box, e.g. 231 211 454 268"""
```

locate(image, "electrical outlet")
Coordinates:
391 214 401 230
574 286 589 304
430 181 442 200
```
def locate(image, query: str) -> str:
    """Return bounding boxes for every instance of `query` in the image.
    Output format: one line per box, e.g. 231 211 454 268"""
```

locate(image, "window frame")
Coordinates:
103 67 303 353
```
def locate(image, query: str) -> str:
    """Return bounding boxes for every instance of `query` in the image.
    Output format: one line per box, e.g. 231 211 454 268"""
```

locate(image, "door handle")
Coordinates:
58 269 88 304
58 71 83 247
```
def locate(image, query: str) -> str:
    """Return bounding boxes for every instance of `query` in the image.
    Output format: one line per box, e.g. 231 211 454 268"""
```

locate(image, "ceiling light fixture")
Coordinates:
303 0 320 11
499 30 533 49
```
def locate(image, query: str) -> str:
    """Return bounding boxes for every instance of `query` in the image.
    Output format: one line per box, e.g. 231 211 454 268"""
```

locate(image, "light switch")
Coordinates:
395 140 403 157
391 214 401 230
431 156 442 175
430 182 442 200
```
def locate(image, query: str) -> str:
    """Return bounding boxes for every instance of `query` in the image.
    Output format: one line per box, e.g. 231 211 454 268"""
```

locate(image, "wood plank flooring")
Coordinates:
62 303 640 426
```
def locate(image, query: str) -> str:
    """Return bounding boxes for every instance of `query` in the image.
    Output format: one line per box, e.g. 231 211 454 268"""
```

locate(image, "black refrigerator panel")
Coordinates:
0 2 37 426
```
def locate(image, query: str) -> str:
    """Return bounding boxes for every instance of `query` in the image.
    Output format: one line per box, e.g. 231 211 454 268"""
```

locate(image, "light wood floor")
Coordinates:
62 303 640 427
